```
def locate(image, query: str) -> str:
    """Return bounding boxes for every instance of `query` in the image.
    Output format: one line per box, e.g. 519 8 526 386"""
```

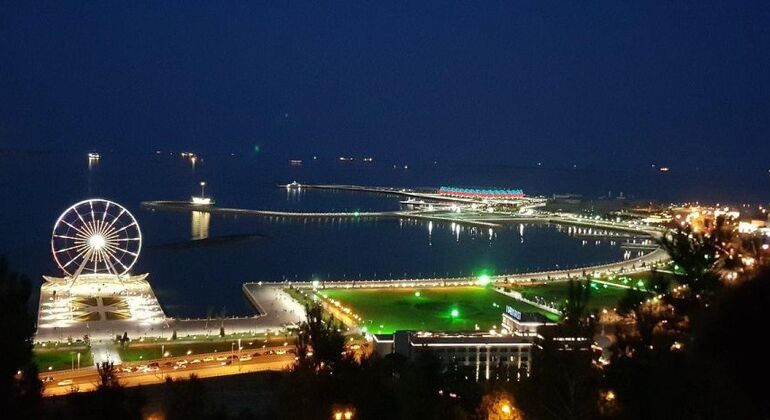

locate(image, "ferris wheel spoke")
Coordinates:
103 228 121 239
61 220 90 237
102 201 110 222
79 218 97 238
73 207 89 229
106 208 127 230
61 247 90 269
112 221 138 235
114 247 139 257
53 234 81 240
89 200 96 225
110 253 130 272
55 244 87 254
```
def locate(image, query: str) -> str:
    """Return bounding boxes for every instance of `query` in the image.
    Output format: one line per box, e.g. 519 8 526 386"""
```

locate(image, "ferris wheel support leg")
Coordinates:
103 254 126 287
68 249 94 289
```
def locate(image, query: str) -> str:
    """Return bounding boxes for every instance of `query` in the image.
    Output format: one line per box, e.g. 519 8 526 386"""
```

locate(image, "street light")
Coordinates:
200 181 206 197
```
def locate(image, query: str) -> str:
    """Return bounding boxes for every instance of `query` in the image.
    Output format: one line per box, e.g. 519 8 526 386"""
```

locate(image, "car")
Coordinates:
203 356 214 362
121 367 133 373
148 362 160 368
275 350 287 355
163 362 174 368
42 376 55 383
57 379 73 386
190 359 201 364
215 356 227 362
239 356 252 362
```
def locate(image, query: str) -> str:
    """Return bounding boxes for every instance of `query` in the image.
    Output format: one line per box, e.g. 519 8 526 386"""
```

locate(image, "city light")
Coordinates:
478 274 491 286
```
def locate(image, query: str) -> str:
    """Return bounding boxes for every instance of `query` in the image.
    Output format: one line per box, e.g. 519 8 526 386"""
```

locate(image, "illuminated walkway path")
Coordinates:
140 200 501 227
245 246 669 292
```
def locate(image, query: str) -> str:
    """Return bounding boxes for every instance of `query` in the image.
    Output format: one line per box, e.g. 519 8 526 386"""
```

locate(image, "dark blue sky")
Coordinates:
2 2 769 169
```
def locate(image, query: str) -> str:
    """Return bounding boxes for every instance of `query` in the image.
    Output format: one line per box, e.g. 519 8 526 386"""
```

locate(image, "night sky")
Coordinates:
2 2 769 169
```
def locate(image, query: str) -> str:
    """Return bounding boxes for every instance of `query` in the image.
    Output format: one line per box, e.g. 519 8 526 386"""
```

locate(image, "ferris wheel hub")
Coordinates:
88 234 107 250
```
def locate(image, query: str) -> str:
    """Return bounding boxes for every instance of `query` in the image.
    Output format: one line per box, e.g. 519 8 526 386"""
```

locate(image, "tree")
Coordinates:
478 389 524 420
516 279 599 419
0 257 41 419
559 279 594 335
162 375 209 420
97 361 120 388
296 303 346 372
66 361 145 420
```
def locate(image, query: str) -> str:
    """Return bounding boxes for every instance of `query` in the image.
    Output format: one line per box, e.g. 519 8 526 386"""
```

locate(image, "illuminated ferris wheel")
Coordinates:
51 199 142 278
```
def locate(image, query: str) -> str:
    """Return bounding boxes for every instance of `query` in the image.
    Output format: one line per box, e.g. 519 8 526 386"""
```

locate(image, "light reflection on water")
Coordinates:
2 153 657 317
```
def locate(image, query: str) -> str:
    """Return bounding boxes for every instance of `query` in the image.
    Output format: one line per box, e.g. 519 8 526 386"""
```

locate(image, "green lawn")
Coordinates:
117 334 294 362
34 344 94 372
516 282 631 313
319 286 559 334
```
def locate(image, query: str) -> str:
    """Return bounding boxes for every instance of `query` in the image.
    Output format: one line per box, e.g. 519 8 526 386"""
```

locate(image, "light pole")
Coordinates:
77 352 81 370
200 181 206 198
238 338 242 372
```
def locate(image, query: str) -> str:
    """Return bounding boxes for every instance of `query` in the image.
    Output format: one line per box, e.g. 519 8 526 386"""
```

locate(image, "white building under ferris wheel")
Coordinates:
36 199 167 342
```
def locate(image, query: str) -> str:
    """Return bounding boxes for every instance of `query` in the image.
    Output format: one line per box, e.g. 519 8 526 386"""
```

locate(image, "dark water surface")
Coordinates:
2 152 767 316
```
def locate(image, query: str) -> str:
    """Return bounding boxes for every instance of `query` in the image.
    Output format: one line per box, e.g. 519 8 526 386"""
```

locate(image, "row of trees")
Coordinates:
602 216 770 418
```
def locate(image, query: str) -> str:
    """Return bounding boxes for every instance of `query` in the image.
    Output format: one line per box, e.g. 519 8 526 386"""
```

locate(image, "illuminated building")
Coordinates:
438 186 525 200
372 331 533 380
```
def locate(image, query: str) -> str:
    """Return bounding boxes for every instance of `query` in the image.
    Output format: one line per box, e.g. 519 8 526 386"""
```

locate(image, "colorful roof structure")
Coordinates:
438 186 525 199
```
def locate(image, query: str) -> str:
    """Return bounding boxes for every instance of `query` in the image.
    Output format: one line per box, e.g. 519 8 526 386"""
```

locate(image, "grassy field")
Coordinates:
117 334 294 362
515 282 631 313
34 344 94 371
320 286 559 334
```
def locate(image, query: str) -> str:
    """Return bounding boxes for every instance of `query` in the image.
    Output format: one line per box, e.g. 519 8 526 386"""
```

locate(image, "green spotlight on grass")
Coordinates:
415 291 421 297
450 308 460 318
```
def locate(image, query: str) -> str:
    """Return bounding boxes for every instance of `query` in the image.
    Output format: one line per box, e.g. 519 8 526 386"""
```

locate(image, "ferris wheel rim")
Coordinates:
51 198 142 277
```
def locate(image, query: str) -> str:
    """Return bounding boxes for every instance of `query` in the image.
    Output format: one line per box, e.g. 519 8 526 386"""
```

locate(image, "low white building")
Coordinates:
372 330 533 380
